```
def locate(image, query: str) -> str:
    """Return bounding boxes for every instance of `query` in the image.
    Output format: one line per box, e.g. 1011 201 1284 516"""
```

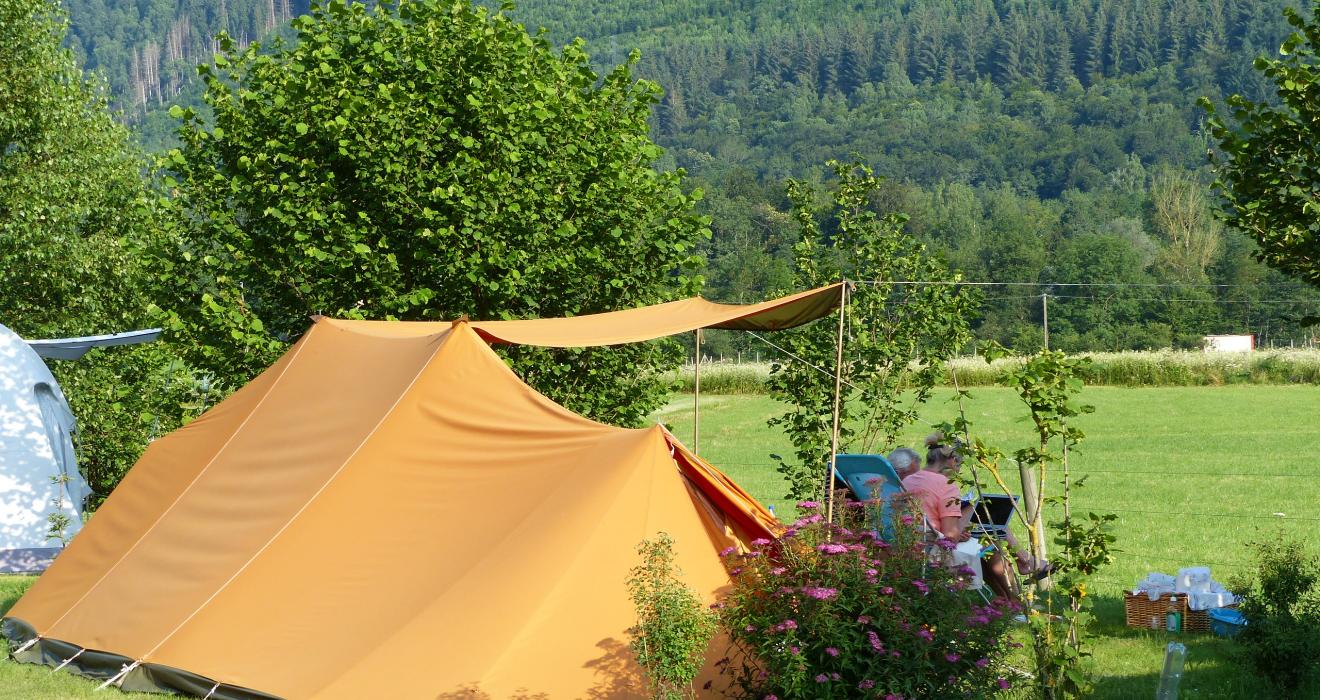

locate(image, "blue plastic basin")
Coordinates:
1207 607 1247 638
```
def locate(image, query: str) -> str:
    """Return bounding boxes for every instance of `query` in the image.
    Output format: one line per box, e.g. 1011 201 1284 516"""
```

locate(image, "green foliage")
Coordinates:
663 362 771 395
666 349 1320 395
45 474 72 546
0 0 154 332
766 160 976 501
1003 350 1105 699
1204 4 1320 292
1229 538 1320 695
716 502 1017 698
55 345 217 501
625 533 717 700
946 348 1112 699
0 0 199 501
156 0 709 426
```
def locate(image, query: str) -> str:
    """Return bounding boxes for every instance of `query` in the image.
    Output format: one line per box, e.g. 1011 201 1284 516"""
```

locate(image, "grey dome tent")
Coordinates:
0 324 158 573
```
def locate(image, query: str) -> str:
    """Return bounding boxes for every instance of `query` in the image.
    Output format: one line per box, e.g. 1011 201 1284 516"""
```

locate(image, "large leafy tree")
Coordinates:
1203 5 1320 290
0 0 193 499
766 161 977 501
0 0 151 332
157 0 709 425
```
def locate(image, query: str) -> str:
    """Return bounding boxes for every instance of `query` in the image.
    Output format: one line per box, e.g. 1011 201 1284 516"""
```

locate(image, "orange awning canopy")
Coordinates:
473 282 843 346
322 283 843 347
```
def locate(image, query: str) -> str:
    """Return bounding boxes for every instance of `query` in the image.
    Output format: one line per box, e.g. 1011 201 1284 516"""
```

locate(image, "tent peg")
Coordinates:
13 636 40 656
203 682 222 699
95 660 140 691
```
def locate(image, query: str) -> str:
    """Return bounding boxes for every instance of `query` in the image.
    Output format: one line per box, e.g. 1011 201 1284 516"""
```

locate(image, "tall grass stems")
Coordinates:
667 350 1320 393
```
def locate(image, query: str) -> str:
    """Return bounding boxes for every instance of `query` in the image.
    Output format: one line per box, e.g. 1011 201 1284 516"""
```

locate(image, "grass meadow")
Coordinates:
3 385 1317 698
654 385 1320 699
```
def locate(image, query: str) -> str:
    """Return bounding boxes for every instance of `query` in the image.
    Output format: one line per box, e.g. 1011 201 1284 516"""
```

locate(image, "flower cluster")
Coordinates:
716 499 1017 699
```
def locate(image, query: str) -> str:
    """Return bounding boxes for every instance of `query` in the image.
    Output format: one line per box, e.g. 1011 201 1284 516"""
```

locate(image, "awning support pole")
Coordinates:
825 282 848 527
693 328 702 455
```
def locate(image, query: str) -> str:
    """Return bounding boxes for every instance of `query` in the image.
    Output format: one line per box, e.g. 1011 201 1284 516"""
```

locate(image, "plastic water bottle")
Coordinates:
1155 642 1187 700
1166 596 1183 633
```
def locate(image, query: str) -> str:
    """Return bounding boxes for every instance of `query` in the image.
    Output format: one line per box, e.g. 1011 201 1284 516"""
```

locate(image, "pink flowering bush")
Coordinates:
716 501 1017 699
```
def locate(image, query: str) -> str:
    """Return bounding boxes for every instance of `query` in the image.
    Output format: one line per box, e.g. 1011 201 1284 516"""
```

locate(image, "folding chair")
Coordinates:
833 453 905 540
834 454 989 597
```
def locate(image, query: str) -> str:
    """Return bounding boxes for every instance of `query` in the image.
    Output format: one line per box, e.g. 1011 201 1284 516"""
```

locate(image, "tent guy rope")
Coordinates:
52 647 85 672
95 660 139 691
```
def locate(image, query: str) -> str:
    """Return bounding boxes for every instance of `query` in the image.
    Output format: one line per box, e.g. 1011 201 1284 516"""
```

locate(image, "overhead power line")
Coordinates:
857 280 1294 289
1047 294 1320 304
965 293 1320 304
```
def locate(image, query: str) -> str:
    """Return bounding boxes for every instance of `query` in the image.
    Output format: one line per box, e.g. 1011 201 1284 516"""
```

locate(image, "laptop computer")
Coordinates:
965 493 1018 538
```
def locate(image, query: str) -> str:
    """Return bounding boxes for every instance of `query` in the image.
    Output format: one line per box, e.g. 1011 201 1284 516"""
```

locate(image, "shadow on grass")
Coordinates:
1081 593 1320 700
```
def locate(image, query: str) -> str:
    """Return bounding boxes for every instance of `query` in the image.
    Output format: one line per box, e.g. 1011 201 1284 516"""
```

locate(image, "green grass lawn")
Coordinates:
3 385 1315 698
0 577 159 700
654 385 1320 698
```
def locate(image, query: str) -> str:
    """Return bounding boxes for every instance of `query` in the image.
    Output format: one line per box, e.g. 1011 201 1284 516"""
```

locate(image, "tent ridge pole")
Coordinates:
826 281 848 529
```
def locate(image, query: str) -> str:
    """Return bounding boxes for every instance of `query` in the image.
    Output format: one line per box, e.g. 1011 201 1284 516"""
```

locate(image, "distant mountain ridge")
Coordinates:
68 0 1297 137
60 0 1320 350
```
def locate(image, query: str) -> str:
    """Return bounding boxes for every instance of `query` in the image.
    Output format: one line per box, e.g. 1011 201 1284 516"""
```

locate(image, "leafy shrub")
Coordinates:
716 501 1017 699
52 344 218 505
626 533 718 700
1230 538 1320 695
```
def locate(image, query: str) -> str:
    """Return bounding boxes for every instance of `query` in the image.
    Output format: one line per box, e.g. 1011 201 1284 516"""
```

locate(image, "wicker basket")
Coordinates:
1124 591 1217 633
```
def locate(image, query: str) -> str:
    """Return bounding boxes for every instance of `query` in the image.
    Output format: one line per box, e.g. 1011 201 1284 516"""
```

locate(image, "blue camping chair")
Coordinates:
834 453 991 594
833 453 906 539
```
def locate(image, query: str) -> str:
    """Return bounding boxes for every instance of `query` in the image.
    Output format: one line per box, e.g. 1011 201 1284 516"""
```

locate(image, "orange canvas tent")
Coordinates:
1 286 840 699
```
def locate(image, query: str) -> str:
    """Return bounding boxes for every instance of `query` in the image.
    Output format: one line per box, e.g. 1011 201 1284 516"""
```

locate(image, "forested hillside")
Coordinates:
62 0 1320 351
510 0 1320 352
65 0 307 116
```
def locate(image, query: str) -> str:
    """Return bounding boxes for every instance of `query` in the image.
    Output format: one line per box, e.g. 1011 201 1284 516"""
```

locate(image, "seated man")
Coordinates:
887 446 921 479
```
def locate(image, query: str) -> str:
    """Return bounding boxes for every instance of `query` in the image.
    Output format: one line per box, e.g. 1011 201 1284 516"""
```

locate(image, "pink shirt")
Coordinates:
901 470 961 534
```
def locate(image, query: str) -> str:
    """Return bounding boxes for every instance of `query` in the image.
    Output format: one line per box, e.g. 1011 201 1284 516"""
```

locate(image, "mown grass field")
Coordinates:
3 385 1316 698
653 385 1320 699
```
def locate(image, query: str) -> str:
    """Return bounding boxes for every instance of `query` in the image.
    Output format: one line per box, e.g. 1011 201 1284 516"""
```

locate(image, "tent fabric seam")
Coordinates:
35 326 319 637
137 328 451 666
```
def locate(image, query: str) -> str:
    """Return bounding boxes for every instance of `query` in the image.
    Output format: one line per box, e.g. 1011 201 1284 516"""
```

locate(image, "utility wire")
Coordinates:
1068 506 1320 522
1048 294 1320 304
857 280 1310 289
1119 552 1249 569
743 331 862 391
706 462 1314 479
940 292 1320 304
